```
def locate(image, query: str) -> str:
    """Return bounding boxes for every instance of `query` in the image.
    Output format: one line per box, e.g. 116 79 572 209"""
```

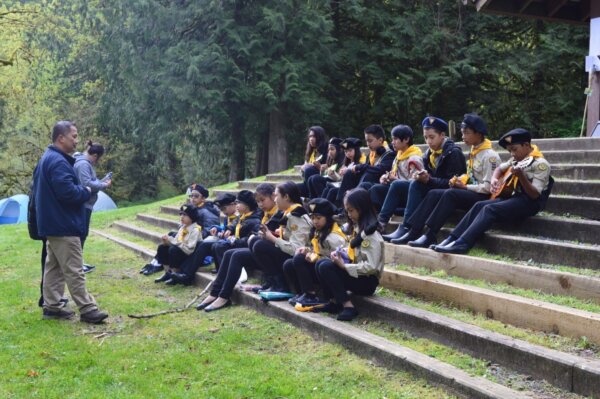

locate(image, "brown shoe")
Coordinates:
80 309 109 324
43 308 75 320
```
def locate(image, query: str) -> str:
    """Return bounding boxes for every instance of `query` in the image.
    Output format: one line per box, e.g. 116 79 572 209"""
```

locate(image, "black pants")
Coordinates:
321 185 339 204
251 239 291 278
315 259 379 304
298 165 320 197
179 240 215 281
335 171 362 206
369 183 390 212
283 254 318 294
38 238 47 307
210 247 259 299
407 189 489 234
212 240 247 270
155 244 189 269
450 194 541 246
307 174 333 199
80 208 93 249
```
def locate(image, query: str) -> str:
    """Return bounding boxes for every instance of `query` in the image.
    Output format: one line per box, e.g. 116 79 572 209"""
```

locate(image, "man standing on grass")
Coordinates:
33 121 108 324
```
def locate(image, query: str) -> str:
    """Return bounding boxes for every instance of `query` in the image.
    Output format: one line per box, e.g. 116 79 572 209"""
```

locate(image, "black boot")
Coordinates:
154 271 172 283
382 225 407 242
391 229 420 245
170 272 192 285
431 235 455 250
408 231 437 248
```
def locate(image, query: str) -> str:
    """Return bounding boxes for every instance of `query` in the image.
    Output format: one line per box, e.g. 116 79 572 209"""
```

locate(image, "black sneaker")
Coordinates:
140 263 153 274
337 307 359 321
83 264 96 274
80 309 109 324
43 308 75 320
288 293 304 306
143 265 163 276
295 294 328 312
311 302 343 314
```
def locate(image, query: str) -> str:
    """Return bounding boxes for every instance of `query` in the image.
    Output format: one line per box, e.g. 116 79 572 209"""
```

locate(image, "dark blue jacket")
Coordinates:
423 139 467 189
33 145 91 237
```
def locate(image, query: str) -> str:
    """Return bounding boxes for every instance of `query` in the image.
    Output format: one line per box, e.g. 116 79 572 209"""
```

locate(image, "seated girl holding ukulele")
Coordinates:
321 137 365 205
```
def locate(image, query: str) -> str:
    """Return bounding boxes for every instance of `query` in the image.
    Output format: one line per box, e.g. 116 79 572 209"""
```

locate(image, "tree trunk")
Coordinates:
268 108 288 173
254 124 269 176
228 114 245 181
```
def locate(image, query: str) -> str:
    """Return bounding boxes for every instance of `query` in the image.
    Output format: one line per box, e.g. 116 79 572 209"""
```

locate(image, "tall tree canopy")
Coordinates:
0 0 588 201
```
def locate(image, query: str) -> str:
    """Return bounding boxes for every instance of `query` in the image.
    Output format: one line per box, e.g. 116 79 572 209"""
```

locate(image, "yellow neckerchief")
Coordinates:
226 213 237 228
177 225 190 242
279 203 302 238
505 145 545 193
392 145 423 176
347 229 357 263
467 139 493 176
428 147 444 170
261 206 278 225
308 149 317 163
310 223 346 258
368 142 388 166
358 153 367 164
195 199 205 209
235 211 254 238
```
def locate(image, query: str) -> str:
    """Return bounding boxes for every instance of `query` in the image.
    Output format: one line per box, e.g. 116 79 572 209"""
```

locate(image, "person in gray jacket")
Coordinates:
74 140 112 273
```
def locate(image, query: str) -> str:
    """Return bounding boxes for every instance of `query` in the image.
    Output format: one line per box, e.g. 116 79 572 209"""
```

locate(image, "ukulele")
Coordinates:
490 156 535 200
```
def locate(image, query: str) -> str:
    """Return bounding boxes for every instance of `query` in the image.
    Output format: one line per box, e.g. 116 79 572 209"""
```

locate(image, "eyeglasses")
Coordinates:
189 194 201 198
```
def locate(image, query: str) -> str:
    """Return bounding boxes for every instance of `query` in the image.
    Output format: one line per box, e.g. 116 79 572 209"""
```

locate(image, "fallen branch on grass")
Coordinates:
128 281 213 319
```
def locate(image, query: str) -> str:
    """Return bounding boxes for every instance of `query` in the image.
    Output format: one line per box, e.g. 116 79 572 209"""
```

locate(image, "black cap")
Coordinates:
341 137 362 150
179 204 199 223
461 114 488 136
307 198 335 219
236 190 258 211
214 193 236 208
421 116 448 133
189 183 209 198
329 137 343 147
498 128 531 149
390 124 414 140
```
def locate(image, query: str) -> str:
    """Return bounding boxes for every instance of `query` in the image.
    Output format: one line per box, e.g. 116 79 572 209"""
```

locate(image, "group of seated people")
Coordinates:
138 114 553 322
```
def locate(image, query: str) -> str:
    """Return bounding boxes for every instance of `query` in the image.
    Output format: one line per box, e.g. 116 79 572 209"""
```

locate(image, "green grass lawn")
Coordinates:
0 222 455 399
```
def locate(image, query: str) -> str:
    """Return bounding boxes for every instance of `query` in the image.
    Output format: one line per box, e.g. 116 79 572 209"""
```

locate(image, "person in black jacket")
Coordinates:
211 190 262 270
384 116 466 244
298 126 328 197
188 183 220 238
333 125 395 208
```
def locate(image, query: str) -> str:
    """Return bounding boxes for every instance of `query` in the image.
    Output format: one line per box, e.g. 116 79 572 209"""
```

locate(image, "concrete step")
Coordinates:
112 221 162 245
384 224 600 270
265 173 303 181
91 229 154 261
388 212 600 246
382 269 600 346
383 245 600 303
192 273 529 399
545 195 600 220
552 164 600 180
137 213 179 230
353 295 600 397
210 188 242 199
237 180 295 190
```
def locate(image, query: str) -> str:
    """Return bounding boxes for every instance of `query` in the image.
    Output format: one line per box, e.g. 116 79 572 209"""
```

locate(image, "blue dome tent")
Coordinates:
93 191 117 212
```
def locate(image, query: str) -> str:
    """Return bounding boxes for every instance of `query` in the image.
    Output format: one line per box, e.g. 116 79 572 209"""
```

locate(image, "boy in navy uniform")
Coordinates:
434 128 552 254
383 116 466 242
369 124 424 216
395 114 499 247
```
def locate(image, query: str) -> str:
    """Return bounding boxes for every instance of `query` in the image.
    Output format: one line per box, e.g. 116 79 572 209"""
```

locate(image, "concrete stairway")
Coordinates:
93 136 600 398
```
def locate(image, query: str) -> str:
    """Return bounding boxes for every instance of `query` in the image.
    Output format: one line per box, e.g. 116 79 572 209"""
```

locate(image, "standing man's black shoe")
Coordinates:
80 309 109 324
43 308 75 320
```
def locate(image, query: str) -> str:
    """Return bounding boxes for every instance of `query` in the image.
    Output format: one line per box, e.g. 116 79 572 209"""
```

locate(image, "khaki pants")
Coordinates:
43 236 97 314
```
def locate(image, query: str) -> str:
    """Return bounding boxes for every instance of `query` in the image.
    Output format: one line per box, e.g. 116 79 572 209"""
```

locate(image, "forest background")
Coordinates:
0 0 588 204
